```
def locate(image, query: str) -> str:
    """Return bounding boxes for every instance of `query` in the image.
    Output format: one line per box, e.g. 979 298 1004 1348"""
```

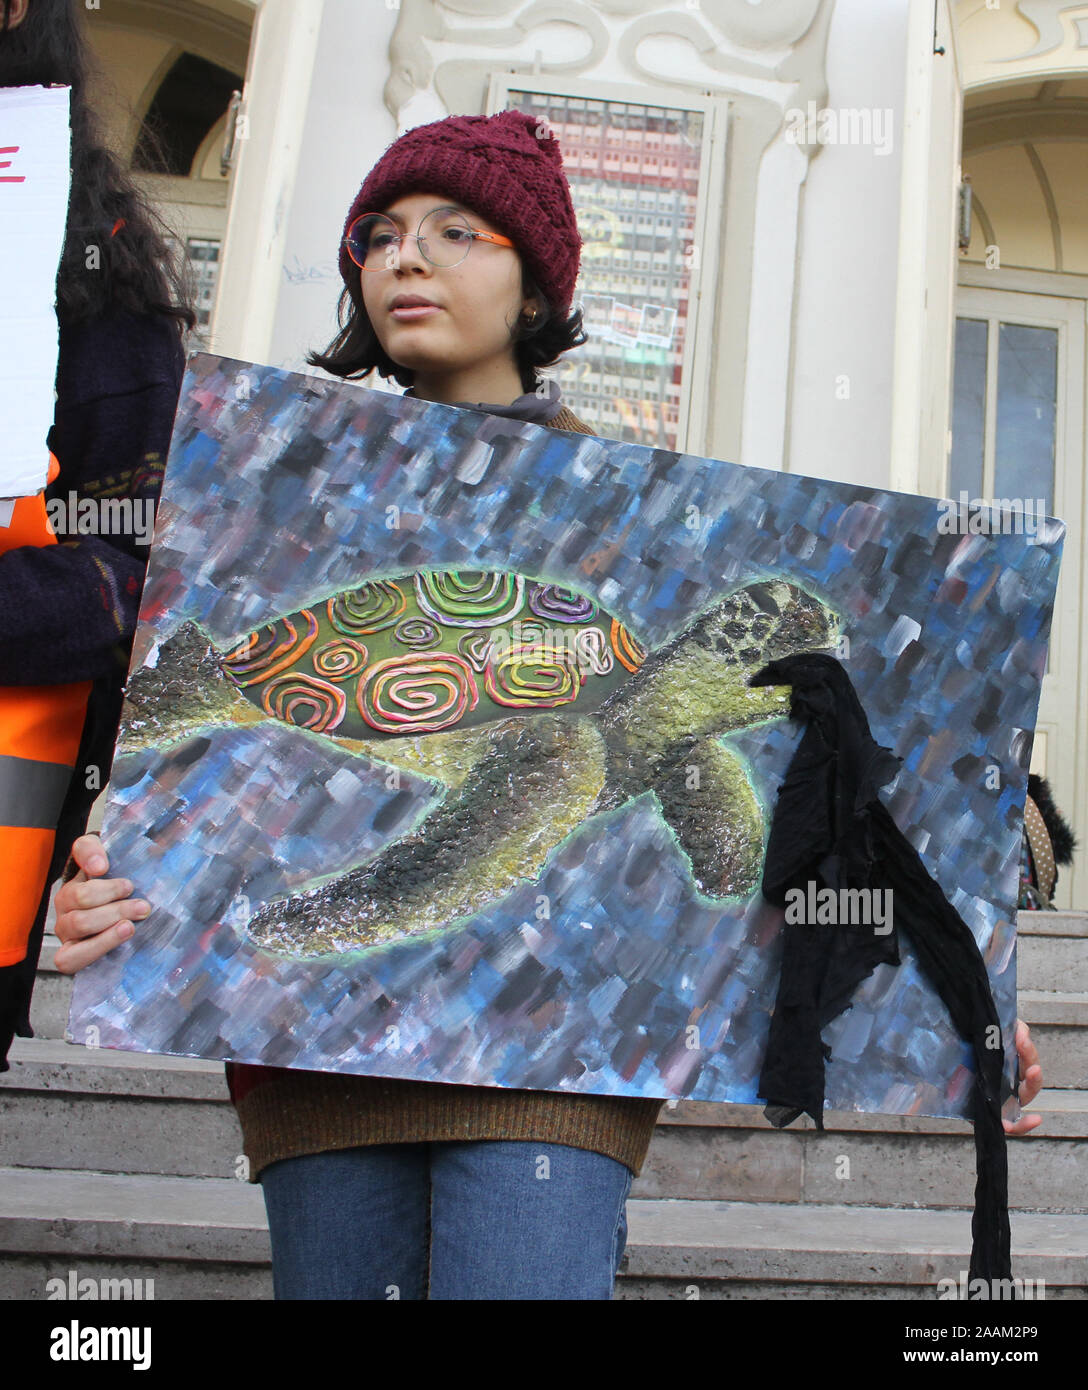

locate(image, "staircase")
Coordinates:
2 910 1085 1300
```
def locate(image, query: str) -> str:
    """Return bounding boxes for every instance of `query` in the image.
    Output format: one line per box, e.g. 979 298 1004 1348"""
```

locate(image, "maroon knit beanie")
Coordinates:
338 109 582 317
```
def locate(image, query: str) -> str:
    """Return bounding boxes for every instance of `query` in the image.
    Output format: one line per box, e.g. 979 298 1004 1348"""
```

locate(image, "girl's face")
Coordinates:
357 190 538 397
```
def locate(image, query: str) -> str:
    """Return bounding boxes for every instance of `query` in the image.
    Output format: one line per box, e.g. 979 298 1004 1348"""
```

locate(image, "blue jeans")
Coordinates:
259 1140 634 1300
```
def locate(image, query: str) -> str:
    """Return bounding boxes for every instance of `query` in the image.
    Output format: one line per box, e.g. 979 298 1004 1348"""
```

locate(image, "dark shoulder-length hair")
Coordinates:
308 258 587 395
0 0 196 331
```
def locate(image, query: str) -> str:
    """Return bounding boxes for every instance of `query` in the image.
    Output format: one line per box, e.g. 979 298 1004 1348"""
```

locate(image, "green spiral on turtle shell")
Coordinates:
415 570 525 627
483 643 581 708
327 581 406 636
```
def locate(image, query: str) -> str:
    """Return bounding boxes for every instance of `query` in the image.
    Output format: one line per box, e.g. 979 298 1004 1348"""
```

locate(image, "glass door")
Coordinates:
950 287 1086 908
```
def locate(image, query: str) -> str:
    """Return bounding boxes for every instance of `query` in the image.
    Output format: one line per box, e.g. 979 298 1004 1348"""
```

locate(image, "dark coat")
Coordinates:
0 308 185 1068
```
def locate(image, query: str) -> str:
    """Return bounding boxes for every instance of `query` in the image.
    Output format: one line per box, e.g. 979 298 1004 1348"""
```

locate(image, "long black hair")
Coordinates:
308 241 587 395
0 0 196 330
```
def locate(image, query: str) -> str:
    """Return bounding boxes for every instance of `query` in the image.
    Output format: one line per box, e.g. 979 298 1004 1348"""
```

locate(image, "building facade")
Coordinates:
90 0 1086 904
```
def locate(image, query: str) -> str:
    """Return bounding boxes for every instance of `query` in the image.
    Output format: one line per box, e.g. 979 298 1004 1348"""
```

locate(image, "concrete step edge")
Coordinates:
1018 990 1088 1025
1017 911 1088 938
1017 906 1083 939
621 1199 1088 1284
0 1166 269 1264
658 1087 1088 1134
34 934 64 976
0 1170 1081 1284
4 1039 1086 1136
0 1037 228 1101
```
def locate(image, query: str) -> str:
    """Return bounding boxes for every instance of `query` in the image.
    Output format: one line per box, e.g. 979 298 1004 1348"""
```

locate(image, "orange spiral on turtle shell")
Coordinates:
313 638 368 680
222 611 319 687
610 618 646 673
260 672 346 731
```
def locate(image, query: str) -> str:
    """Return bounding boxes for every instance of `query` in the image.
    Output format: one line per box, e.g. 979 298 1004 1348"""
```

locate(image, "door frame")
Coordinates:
953 266 1088 908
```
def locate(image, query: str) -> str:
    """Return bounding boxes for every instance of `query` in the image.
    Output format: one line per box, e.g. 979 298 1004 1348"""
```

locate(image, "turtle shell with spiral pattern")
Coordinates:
220 568 647 740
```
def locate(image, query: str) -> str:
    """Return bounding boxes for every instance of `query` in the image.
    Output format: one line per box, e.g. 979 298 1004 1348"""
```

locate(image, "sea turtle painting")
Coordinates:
118 570 840 955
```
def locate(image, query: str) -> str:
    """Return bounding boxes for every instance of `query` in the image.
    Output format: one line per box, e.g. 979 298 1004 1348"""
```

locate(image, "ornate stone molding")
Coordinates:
1004 2 1088 62
384 0 834 166
380 0 837 466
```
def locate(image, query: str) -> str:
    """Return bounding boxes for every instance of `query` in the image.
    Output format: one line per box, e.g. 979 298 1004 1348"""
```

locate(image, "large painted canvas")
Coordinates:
68 353 1064 1120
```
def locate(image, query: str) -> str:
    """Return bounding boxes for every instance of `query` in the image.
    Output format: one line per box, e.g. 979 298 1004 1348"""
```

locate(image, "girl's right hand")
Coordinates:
53 833 151 975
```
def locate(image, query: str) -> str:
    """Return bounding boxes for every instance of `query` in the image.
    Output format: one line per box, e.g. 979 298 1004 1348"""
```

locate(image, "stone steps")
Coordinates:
642 1095 1087 1212
1 1167 1082 1300
618 1199 1087 1298
0 1167 271 1301
2 911 1083 1299
1019 911 1088 937
1017 932 1088 992
2 1036 1085 1211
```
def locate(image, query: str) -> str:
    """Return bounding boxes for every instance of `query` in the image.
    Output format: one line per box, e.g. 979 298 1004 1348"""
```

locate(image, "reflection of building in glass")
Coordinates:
507 91 702 451
185 239 222 331
166 235 222 342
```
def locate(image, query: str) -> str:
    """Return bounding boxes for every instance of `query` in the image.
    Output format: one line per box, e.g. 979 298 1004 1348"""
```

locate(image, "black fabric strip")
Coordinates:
749 651 1012 1282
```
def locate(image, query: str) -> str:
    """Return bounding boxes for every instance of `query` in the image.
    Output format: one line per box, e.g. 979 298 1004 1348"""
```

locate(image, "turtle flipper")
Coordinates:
118 621 267 754
241 713 609 955
651 733 767 900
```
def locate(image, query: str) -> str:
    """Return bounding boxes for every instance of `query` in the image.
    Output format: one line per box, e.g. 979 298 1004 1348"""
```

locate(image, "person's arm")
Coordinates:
0 316 184 685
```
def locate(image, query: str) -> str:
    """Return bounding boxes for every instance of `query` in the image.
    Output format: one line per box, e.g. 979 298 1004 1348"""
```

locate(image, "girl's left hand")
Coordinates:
1003 1018 1043 1135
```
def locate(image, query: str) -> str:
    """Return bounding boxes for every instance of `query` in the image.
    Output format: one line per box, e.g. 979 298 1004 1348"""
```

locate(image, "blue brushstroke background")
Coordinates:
68 353 1064 1118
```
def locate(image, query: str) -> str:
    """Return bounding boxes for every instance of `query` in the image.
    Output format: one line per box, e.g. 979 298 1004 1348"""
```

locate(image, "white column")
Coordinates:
208 0 325 364
889 0 960 497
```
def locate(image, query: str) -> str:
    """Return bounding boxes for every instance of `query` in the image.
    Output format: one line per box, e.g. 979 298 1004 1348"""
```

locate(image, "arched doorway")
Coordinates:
81 0 252 345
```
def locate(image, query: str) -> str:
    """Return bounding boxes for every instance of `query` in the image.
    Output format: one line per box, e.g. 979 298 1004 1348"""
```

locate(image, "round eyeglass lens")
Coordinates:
345 215 398 270
347 208 476 270
417 208 475 266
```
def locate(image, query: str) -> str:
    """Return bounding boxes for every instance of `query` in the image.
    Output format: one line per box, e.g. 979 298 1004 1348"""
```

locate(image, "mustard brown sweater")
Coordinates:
227 389 665 1181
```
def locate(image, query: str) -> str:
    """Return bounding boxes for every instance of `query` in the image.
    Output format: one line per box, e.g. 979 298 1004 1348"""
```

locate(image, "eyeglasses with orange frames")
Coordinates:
344 205 515 271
